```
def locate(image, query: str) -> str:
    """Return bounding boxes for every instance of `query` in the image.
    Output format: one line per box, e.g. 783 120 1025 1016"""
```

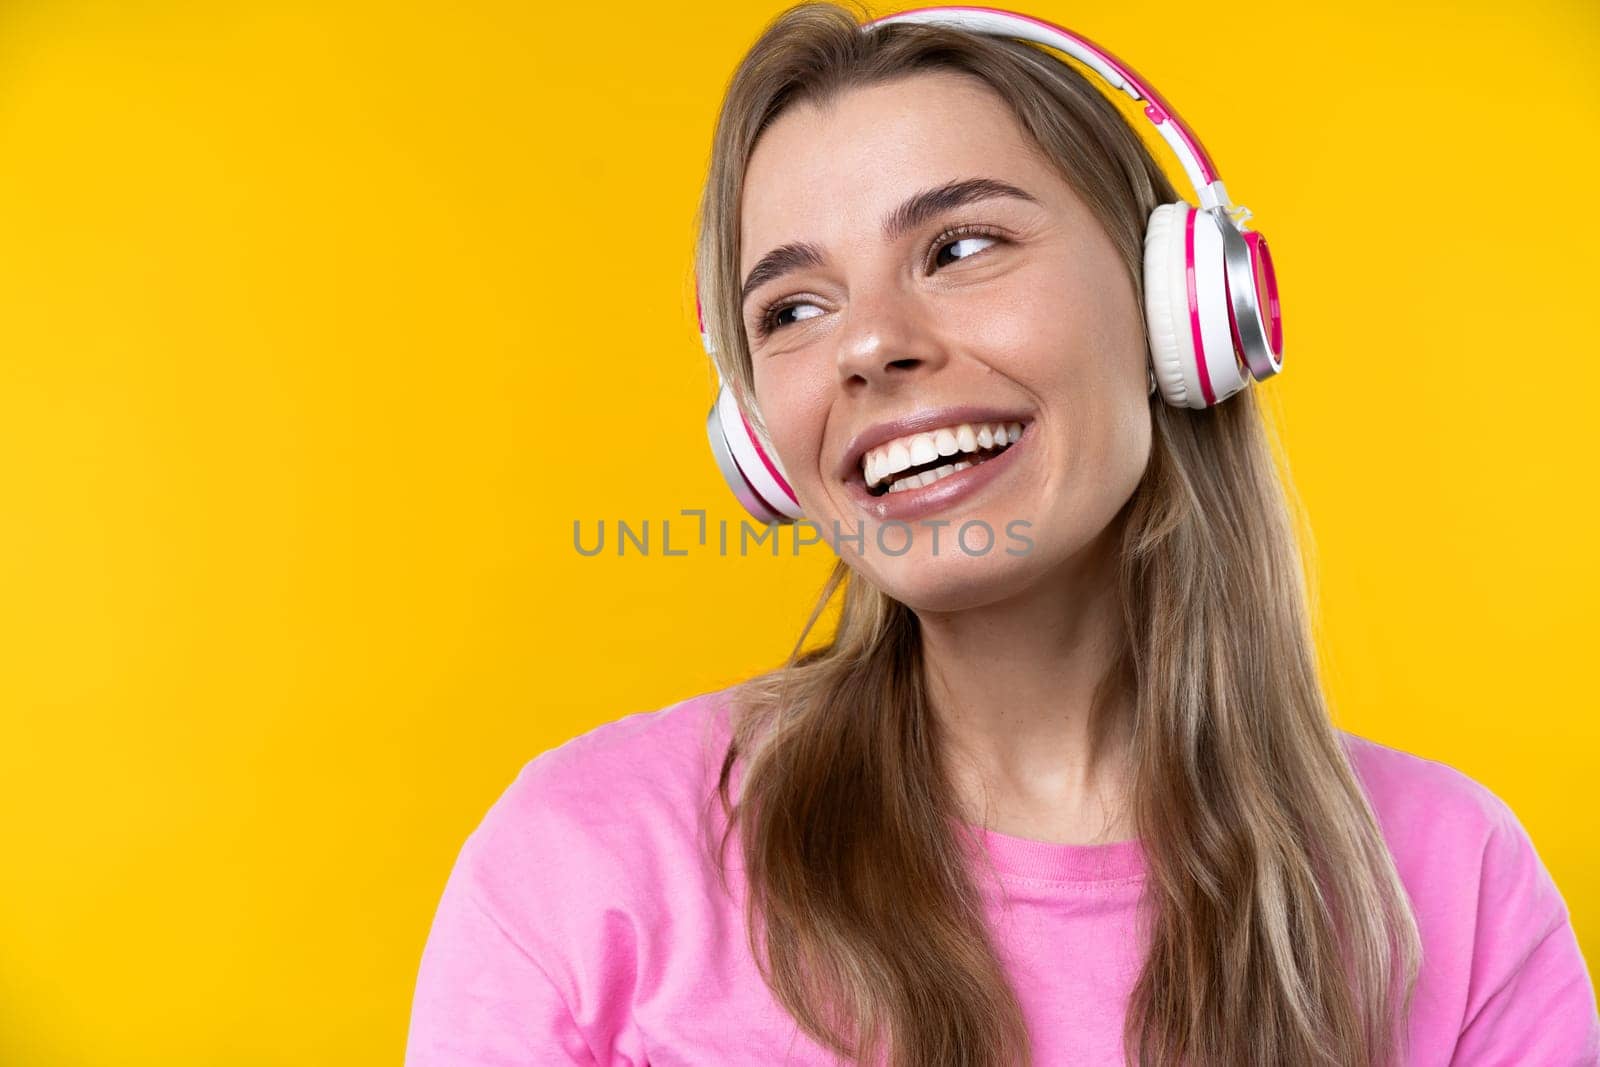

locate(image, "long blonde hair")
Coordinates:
692 4 1421 1064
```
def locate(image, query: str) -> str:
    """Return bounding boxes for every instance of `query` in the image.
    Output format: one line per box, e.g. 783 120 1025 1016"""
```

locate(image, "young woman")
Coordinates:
406 5 1600 1065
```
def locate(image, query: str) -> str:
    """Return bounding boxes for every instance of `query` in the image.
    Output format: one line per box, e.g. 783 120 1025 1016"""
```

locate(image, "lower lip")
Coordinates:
847 424 1032 522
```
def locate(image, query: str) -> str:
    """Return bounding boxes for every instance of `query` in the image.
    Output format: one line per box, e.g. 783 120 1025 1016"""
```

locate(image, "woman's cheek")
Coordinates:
755 393 822 501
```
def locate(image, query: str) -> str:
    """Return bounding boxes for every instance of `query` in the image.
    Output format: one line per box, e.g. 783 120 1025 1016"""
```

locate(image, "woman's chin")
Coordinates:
865 550 1045 615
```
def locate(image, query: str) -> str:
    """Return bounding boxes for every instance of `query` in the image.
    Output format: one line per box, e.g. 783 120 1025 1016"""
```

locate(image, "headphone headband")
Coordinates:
864 6 1238 217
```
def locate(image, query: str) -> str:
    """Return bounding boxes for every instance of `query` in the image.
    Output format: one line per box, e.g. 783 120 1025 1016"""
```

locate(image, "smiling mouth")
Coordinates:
861 420 1027 496
869 441 1016 496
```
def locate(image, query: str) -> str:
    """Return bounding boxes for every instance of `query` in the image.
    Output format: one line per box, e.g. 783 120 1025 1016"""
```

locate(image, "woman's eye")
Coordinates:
932 233 998 269
754 228 1003 340
768 303 824 332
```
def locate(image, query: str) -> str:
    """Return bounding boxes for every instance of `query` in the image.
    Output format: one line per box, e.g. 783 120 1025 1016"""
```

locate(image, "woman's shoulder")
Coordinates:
1334 727 1549 887
1336 728 1517 839
509 685 738 799
469 683 743 866
437 684 745 964
1336 729 1599 1059
457 684 742 895
407 686 750 1063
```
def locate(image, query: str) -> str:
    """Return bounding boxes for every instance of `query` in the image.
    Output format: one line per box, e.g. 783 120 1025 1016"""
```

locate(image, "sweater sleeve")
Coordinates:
404 826 600 1066
1448 792 1600 1065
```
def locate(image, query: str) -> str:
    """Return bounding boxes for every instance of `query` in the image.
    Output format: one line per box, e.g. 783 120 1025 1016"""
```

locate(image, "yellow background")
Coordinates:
1 0 1595 1061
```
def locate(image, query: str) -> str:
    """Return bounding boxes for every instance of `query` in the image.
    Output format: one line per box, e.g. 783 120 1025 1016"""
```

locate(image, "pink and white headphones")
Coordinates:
699 3 1285 524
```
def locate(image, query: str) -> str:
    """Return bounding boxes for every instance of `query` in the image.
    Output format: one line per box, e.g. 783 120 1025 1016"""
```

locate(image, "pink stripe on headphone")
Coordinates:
739 409 799 505
733 453 787 521
1185 210 1216 407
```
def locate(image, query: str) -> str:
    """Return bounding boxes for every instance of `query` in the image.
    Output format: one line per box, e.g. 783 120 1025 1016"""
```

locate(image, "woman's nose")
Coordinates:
833 286 948 390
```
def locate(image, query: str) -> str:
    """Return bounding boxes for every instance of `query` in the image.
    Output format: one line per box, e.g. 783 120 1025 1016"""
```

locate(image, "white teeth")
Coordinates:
886 440 911 476
860 419 1031 490
888 461 961 493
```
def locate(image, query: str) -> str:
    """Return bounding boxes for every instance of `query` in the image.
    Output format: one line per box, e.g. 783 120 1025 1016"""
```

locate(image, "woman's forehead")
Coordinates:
739 74 1050 258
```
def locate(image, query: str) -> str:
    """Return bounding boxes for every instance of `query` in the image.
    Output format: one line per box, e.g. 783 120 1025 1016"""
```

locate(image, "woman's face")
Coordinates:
738 70 1152 612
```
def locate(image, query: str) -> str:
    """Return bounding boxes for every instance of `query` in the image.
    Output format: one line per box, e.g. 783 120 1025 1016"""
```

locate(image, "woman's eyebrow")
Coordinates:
740 177 1040 308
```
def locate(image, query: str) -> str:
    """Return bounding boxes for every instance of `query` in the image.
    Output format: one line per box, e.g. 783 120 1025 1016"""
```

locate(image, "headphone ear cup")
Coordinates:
1143 202 1250 409
1143 204 1189 408
706 383 803 524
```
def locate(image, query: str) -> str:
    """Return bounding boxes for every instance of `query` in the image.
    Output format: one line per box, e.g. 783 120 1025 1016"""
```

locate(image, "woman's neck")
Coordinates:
917 531 1137 845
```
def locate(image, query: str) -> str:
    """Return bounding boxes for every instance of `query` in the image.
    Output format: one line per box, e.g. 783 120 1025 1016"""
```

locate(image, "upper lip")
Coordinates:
837 404 1034 483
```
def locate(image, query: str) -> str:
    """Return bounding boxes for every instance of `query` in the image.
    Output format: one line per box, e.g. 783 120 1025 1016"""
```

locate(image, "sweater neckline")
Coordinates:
949 815 1147 883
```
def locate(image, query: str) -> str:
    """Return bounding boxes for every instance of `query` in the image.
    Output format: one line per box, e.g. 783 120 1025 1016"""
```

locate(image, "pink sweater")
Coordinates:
405 686 1600 1065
